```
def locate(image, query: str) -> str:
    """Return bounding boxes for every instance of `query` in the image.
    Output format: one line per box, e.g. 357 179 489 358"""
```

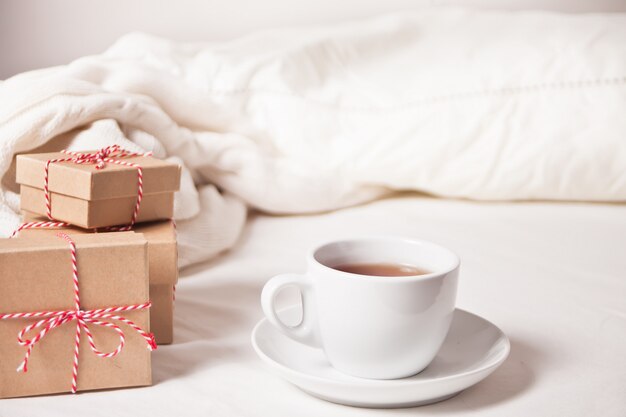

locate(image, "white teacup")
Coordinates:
261 237 459 380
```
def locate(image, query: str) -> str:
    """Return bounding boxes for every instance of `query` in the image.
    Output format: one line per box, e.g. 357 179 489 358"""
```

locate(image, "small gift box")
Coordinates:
16 146 181 229
0 233 155 398
17 216 178 345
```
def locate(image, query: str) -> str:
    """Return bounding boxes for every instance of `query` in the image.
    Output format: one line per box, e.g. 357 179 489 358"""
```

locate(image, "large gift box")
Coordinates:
0 233 154 398
16 148 181 229
18 216 178 344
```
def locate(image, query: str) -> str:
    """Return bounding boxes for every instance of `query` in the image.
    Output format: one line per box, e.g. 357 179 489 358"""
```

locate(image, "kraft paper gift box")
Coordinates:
0 233 154 398
16 149 181 229
18 215 178 345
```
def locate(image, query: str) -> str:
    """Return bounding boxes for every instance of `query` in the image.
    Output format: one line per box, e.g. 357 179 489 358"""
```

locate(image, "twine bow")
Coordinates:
43 145 152 231
59 145 147 169
0 233 156 394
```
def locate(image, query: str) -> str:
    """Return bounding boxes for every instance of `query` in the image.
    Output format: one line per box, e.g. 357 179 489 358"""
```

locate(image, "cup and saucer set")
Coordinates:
251 237 509 408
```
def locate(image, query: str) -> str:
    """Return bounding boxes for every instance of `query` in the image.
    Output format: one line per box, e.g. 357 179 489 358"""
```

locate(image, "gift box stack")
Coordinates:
0 147 181 398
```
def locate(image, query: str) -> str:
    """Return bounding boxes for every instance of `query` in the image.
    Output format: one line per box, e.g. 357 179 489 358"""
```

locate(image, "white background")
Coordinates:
1 0 626 79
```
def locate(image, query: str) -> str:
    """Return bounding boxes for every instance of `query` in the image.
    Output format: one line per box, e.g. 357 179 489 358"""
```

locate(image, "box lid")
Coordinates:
18 214 179 285
16 152 181 201
0 233 149 312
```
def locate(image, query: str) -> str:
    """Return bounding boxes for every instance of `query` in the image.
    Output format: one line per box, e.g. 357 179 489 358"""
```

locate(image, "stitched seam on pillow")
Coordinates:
202 76 626 113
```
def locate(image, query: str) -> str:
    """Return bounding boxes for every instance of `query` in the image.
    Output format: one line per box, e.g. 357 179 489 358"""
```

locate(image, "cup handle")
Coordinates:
261 273 321 347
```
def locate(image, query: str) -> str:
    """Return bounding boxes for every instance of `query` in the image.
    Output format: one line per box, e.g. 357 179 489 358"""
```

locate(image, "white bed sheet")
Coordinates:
2 196 625 416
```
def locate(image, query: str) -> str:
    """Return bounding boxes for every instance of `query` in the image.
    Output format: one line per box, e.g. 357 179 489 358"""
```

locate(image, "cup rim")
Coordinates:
309 236 460 282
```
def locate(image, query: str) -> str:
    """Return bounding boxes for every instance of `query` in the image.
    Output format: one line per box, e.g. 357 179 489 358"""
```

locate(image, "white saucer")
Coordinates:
251 307 509 408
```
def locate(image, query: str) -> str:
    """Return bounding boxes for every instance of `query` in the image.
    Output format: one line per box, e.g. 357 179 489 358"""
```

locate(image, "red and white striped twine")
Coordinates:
44 145 152 231
0 232 156 394
10 220 70 237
